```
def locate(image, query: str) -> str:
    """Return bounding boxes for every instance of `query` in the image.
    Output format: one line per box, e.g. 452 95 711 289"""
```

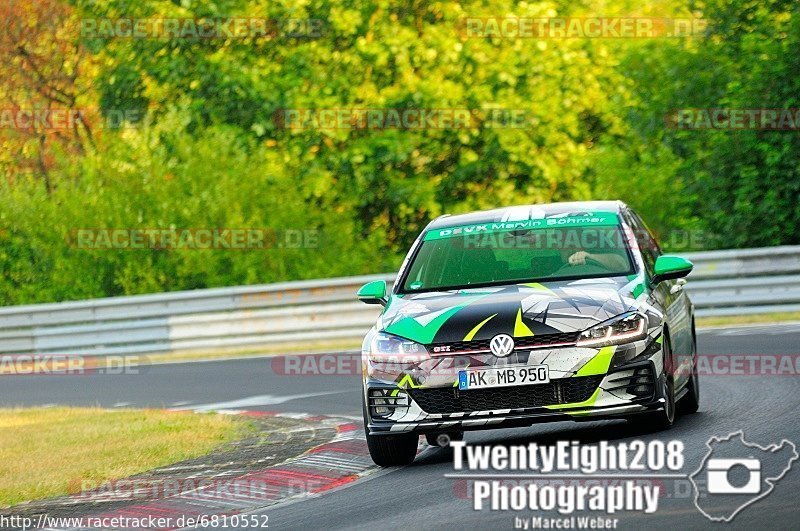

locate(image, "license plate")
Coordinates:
458 365 550 390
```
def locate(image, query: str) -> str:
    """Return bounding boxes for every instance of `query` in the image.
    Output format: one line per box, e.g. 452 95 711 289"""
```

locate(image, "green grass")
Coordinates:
0 407 255 508
697 311 800 328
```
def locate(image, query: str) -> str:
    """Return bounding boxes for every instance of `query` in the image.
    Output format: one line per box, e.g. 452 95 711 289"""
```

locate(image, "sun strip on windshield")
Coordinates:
423 212 620 241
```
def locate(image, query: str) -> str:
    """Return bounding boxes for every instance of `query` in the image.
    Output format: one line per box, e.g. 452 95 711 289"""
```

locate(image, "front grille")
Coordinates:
516 332 581 348
430 331 579 355
407 376 603 414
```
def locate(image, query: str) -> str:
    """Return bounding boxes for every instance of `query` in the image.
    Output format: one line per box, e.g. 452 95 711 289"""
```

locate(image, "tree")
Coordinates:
0 0 97 192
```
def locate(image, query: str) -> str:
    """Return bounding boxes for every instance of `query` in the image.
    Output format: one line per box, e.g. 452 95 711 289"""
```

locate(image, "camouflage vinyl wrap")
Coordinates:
362 276 666 433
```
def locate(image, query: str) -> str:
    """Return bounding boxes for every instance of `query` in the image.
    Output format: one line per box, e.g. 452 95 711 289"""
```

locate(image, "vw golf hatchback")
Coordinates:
357 201 699 466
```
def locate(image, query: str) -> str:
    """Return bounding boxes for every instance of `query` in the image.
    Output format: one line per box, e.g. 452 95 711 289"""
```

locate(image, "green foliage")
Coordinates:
620 0 800 248
0 0 798 304
0 122 389 303
76 0 634 250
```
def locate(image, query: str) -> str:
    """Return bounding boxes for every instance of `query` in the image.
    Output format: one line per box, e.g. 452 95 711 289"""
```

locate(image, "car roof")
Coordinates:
426 200 628 230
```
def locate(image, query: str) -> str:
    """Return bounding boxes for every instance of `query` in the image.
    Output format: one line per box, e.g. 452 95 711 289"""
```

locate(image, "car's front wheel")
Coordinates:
678 332 700 415
362 398 418 467
639 333 676 431
365 431 418 466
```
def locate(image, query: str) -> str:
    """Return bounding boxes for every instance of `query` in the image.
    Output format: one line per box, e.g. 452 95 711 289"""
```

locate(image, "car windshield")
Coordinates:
400 224 635 292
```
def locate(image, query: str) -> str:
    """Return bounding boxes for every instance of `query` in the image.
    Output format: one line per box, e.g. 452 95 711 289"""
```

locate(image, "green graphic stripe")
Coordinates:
575 346 617 377
631 282 645 299
463 313 496 341
520 282 556 295
543 387 601 411
384 294 491 344
514 308 534 337
424 213 619 241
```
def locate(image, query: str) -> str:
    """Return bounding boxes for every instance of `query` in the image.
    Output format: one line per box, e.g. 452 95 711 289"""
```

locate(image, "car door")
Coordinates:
626 209 693 389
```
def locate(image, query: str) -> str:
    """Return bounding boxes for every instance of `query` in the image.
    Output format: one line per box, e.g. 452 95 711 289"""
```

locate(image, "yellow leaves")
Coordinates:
328 7 364 36
461 149 480 163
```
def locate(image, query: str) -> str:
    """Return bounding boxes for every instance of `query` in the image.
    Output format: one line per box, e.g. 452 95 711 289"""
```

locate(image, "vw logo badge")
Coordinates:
490 334 515 357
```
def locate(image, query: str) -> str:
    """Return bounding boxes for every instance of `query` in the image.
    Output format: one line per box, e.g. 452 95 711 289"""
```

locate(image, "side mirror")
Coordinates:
357 280 387 306
652 255 693 284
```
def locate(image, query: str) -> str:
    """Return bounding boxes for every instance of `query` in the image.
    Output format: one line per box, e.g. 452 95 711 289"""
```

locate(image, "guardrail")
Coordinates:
1 246 798 357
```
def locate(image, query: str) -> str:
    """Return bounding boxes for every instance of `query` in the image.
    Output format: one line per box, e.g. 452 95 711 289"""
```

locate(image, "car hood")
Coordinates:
379 276 646 344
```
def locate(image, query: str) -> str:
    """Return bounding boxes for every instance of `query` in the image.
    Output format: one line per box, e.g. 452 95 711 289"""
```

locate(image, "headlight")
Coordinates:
576 312 647 347
370 332 428 361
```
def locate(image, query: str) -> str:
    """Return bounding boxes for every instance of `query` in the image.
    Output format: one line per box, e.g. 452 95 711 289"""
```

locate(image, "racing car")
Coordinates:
357 201 699 466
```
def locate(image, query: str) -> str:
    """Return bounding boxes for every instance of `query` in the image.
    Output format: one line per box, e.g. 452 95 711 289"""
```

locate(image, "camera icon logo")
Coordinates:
690 431 798 522
706 458 761 494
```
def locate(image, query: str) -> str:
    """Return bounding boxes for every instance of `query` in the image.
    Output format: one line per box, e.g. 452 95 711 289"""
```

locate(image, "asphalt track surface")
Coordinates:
3 322 800 530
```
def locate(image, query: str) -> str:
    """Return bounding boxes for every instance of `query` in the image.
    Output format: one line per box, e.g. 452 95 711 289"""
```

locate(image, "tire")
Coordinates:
425 431 464 447
366 432 418 467
362 398 418 467
678 334 700 414
640 333 676 431
678 368 700 414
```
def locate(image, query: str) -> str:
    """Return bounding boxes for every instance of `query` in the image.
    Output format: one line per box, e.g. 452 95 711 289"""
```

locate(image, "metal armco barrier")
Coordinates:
1 246 798 357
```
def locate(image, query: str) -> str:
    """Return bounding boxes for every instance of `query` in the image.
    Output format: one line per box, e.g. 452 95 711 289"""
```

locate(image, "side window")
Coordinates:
633 211 662 256
624 210 659 277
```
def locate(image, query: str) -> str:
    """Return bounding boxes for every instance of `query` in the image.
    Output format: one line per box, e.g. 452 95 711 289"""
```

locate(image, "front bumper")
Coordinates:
363 335 665 436
368 401 664 435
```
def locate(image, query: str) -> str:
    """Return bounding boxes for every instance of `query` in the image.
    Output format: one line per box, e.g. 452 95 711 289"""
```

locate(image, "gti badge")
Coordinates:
490 334 515 357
